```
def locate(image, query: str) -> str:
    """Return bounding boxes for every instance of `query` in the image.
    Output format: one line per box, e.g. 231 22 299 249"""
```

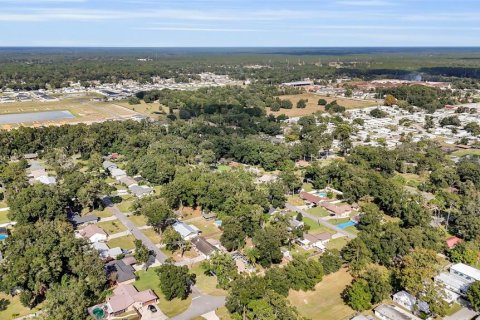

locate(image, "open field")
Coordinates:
116 100 167 120
0 96 141 129
135 268 192 318
190 220 221 238
268 92 378 117
327 237 350 250
307 206 329 218
288 268 354 320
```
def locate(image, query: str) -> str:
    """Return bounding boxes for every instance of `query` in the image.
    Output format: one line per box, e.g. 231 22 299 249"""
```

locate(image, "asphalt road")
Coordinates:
103 197 168 263
285 203 357 239
170 295 226 320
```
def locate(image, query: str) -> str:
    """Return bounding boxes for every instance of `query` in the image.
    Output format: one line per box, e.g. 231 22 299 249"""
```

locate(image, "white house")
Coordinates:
374 304 422 320
79 225 107 243
172 221 200 240
392 291 430 315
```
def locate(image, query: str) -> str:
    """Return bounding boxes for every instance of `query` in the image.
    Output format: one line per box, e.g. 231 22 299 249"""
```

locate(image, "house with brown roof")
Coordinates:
321 202 353 218
299 192 324 205
192 236 218 257
106 284 158 317
79 225 107 243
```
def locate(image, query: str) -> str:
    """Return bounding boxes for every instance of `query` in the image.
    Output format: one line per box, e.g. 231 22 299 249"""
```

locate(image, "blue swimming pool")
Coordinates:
316 192 328 197
0 234 8 240
336 221 357 229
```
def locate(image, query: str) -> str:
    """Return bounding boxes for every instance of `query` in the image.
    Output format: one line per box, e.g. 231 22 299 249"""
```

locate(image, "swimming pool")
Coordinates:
336 220 357 229
0 234 8 240
316 192 328 197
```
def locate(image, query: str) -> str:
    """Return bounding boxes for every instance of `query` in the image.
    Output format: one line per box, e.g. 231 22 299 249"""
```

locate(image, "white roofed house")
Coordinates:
110 168 127 180
172 221 200 240
435 263 480 302
392 291 430 317
128 184 153 198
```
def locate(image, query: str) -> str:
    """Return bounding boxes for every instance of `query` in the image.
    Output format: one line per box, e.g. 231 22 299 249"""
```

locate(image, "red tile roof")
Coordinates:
446 236 462 249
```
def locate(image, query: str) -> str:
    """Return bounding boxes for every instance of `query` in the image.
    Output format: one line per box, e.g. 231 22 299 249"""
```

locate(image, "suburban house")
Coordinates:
191 236 218 258
374 304 422 320
289 218 304 230
321 202 353 218
392 291 430 316
119 176 138 188
106 260 136 285
93 242 123 259
299 191 324 206
172 221 200 240
106 284 158 317
256 174 278 184
110 168 127 180
300 232 331 251
435 263 480 301
128 185 154 198
79 225 107 243
68 213 99 227
201 210 217 221
102 160 117 171
446 236 462 249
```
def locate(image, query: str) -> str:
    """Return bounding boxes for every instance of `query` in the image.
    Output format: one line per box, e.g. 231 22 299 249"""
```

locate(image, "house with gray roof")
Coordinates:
172 221 200 240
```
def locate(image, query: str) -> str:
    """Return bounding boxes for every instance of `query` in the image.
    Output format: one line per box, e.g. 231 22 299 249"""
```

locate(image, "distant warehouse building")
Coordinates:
281 80 314 87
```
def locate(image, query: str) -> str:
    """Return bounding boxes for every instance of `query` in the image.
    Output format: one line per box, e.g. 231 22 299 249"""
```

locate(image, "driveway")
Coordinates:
103 197 168 263
170 295 226 320
285 203 357 239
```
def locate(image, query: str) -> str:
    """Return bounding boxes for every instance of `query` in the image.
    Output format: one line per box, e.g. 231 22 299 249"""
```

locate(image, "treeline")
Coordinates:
375 85 456 112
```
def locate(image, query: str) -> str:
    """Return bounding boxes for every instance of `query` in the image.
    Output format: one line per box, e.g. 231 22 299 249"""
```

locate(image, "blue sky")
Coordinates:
1 0 479 47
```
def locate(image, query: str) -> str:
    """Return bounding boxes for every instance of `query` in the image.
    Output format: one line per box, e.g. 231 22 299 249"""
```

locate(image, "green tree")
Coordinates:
134 240 151 264
45 278 93 320
319 249 342 275
318 98 327 106
220 218 246 251
8 184 66 224
360 265 392 304
156 259 196 300
343 279 372 311
201 252 237 289
139 198 176 231
467 281 480 311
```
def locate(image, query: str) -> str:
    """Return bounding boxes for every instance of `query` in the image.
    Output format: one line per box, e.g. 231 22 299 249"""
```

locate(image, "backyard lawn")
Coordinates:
451 149 480 157
135 268 192 318
287 195 305 206
0 293 43 319
326 237 350 250
97 220 127 235
142 229 162 244
0 210 10 224
190 264 227 296
288 268 354 320
107 235 136 250
189 220 221 237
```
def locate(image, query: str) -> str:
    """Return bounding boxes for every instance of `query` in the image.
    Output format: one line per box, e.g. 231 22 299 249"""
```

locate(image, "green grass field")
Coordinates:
189 220 221 237
302 183 314 192
288 268 354 320
135 268 192 317
217 165 231 172
97 220 127 235
107 235 136 250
